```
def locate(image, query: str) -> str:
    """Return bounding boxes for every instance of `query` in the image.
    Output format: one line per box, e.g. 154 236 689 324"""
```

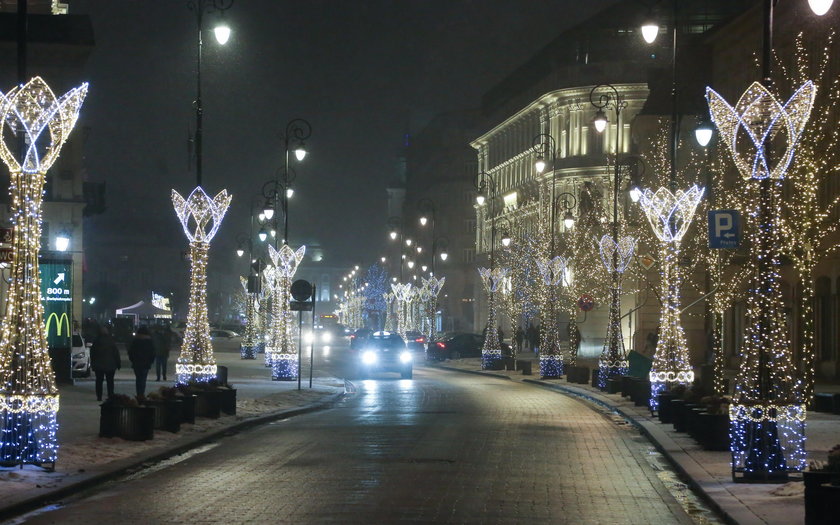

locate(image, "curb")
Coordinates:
521 379 758 525
0 389 346 522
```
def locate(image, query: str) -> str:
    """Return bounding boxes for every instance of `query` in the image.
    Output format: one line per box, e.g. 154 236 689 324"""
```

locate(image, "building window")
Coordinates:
465 219 476 234
462 248 475 263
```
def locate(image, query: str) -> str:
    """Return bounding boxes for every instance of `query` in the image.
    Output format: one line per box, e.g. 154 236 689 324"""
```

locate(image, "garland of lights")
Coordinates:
597 235 635 388
391 283 413 340
239 276 258 359
639 186 703 410
172 187 231 384
257 274 269 354
422 276 445 341
478 267 507 369
265 244 305 381
0 78 87 467
707 79 816 479
535 256 566 378
382 292 395 332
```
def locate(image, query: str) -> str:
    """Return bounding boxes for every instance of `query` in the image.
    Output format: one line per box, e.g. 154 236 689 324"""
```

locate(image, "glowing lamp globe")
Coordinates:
263 207 274 220
641 22 659 44
534 157 546 174
563 211 575 229
476 194 486 206
294 146 307 161
593 110 608 133
809 0 833 15
55 232 71 252
629 187 642 203
213 24 231 45
389 231 397 240
236 248 245 257
695 121 713 147
286 187 294 198
501 235 511 247
440 251 448 261
419 216 428 226
258 229 268 242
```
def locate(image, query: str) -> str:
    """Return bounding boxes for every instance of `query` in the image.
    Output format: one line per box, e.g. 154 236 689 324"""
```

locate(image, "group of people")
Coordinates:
89 324 180 401
513 323 541 353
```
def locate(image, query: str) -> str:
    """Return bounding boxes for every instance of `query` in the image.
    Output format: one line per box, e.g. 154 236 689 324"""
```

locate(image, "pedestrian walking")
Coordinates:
152 326 172 381
128 326 155 397
90 325 121 401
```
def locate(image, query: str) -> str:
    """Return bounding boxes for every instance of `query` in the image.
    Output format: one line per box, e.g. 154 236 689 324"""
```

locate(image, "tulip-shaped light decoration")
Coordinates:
265 244 305 380
639 185 703 410
391 283 414 340
597 235 636 388
239 276 259 359
0 77 87 467
535 256 568 378
421 276 445 342
172 187 232 384
478 267 508 370
707 81 815 480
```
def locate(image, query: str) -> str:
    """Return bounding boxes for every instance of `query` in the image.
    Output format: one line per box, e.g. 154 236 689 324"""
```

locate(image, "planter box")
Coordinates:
657 393 679 424
218 388 237 415
804 471 839 525
590 368 600 388
697 412 729 451
630 379 651 407
620 375 634 397
516 360 532 375
606 377 622 394
177 395 196 424
671 401 701 433
503 357 516 371
565 365 588 384
100 405 155 441
146 399 182 433
194 390 222 419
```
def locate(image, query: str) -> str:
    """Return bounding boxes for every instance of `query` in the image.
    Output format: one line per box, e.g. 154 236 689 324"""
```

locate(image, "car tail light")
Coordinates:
436 342 445 348
415 337 425 343
350 335 356 339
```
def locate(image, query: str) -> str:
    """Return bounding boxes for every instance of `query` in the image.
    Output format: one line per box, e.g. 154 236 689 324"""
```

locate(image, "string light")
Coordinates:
239 276 258 359
421 276 445 341
597 235 635 388
172 187 231 384
265 244 305 380
707 73 815 480
0 77 87 467
639 185 704 410
478 267 507 369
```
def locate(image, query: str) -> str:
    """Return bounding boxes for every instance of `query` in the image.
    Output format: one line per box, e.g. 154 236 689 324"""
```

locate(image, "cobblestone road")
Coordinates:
22 366 694 524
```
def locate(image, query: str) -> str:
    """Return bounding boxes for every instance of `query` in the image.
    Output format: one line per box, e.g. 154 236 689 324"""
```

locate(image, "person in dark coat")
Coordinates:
154 326 176 381
128 326 155 397
90 325 121 401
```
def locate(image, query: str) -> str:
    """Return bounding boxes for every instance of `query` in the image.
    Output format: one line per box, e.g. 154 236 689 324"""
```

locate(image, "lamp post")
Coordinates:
275 119 312 247
476 171 506 370
188 0 234 188
387 216 405 281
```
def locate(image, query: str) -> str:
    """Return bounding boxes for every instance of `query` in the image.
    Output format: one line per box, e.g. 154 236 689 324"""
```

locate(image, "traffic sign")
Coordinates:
708 210 740 249
578 294 595 312
0 247 12 263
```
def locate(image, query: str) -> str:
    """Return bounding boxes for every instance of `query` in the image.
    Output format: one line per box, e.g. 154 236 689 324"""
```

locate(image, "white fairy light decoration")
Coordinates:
478 267 508 369
239 276 258 359
0 77 87 467
421 276 445 341
597 235 636 388
172 186 232 384
391 283 413 340
639 185 704 409
707 80 816 480
265 244 305 380
535 256 567 377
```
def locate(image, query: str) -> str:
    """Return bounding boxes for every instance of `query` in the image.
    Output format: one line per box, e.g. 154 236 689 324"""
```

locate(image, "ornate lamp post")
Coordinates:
0 78 87 468
274 119 311 246
705 0 816 481
236 228 259 360
589 84 633 389
417 198 437 274
265 244 305 380
476 171 505 370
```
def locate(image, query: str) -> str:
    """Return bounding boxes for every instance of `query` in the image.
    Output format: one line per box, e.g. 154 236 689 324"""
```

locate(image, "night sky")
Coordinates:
71 0 615 298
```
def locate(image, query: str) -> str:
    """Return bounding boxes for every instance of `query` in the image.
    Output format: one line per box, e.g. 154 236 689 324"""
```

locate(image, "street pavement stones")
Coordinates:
0 346 345 521
15 366 699 524
434 355 839 525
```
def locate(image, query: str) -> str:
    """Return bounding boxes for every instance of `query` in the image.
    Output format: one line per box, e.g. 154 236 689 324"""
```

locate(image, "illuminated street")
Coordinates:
19 344 696 524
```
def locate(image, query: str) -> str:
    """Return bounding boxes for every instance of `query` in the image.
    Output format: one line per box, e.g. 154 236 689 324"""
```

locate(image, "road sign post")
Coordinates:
708 210 740 249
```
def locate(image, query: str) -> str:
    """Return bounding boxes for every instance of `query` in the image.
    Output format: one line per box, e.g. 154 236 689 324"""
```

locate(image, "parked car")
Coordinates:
210 329 241 341
349 328 373 350
355 331 413 379
71 332 91 378
426 332 512 361
404 330 427 353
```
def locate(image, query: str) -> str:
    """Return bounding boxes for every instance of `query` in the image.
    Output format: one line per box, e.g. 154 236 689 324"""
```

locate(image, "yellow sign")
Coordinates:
45 312 70 338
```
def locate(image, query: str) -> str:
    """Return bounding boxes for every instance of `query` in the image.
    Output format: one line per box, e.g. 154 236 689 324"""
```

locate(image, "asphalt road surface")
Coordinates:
20 342 698 524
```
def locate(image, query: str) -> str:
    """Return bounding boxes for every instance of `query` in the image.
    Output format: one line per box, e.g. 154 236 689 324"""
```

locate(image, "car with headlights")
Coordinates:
355 331 413 379
71 332 91 378
404 330 428 353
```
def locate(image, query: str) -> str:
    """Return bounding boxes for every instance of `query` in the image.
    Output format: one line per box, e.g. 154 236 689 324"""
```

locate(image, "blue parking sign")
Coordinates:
708 210 740 249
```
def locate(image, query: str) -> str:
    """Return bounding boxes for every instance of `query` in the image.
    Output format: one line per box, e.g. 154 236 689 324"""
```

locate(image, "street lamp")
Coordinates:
591 83 632 389
694 116 714 147
640 18 659 44
55 230 71 252
274 118 312 247
387 216 405 281
187 0 234 188
809 0 834 15
418 197 437 273
556 192 577 230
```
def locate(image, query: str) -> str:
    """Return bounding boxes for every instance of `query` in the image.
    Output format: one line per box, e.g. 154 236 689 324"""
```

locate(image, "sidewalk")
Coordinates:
432 356 839 525
0 349 346 521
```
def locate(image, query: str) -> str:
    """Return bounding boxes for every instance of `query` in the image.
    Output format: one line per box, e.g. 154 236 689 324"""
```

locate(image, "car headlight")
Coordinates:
304 331 314 344
72 352 86 359
399 351 413 364
362 350 378 365
322 332 332 343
